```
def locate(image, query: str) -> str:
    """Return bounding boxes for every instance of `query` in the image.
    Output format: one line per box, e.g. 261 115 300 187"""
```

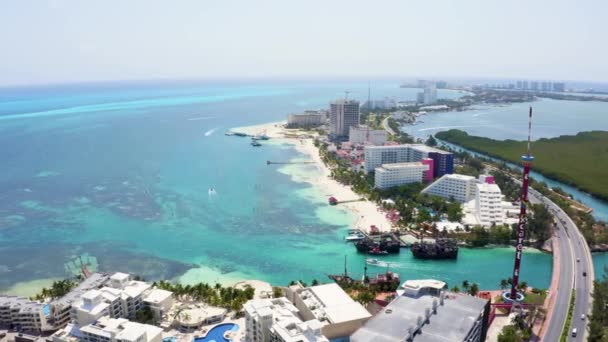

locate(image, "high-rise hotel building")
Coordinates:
330 99 360 139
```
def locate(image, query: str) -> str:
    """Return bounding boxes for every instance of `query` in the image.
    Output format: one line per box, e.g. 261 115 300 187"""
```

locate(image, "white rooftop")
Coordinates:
110 272 130 282
379 162 425 170
443 174 476 181
306 283 371 324
121 281 151 298
477 182 501 192
143 288 172 304
402 279 447 292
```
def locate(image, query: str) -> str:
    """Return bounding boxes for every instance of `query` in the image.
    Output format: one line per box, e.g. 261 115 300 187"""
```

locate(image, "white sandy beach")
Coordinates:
232 122 394 234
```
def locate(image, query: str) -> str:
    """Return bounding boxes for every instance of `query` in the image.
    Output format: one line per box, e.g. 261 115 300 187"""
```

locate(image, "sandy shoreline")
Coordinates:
232 121 394 234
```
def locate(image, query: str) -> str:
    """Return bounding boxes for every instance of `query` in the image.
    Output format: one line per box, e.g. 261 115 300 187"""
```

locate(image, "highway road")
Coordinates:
528 188 594 341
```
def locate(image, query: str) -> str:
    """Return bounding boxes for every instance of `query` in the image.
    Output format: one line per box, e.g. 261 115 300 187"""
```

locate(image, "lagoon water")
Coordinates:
0 81 554 294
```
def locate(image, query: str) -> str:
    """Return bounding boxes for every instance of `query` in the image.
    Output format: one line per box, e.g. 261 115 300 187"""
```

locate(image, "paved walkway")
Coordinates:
536 235 561 340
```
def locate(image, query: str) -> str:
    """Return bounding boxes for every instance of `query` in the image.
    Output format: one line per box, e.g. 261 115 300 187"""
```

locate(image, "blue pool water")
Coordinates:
42 304 50 316
194 323 239 342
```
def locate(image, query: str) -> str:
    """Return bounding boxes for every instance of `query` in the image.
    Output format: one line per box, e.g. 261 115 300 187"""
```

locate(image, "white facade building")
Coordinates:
475 183 504 226
244 297 328 342
0 296 50 333
374 163 429 189
285 283 371 340
142 289 173 322
70 290 111 328
287 112 323 128
330 100 360 138
76 317 161 342
348 125 387 145
364 145 412 173
421 174 478 203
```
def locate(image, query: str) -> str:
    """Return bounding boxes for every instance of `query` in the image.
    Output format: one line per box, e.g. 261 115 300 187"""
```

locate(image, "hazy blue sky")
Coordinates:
1 0 607 86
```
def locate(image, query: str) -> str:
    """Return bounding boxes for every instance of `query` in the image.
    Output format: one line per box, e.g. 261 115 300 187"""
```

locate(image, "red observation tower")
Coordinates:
508 107 534 301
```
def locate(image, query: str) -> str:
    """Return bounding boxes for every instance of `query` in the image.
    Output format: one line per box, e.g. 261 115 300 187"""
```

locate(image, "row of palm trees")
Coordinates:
153 280 255 313
32 279 77 301
450 280 480 296
318 142 458 229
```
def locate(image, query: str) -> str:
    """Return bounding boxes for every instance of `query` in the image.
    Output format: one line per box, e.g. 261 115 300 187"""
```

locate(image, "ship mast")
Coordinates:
509 107 534 300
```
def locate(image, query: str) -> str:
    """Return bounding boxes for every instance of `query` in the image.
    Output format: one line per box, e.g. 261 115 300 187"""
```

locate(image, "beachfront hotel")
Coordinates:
363 144 453 178
287 110 326 128
421 174 479 203
0 296 51 334
351 279 490 342
52 316 162 342
244 297 328 342
374 162 430 189
284 283 371 341
329 99 360 140
348 125 388 146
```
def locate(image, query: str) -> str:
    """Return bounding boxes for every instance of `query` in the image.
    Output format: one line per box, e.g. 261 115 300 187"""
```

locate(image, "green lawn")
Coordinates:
435 130 608 200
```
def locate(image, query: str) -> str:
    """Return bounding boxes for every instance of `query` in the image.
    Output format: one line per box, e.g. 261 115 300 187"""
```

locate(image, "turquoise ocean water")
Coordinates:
0 81 554 293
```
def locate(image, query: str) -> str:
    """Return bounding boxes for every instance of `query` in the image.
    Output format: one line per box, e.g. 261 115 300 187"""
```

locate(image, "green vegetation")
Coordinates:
436 129 608 200
387 117 415 143
32 279 77 300
588 266 608 341
482 162 608 247
560 290 576 342
154 280 255 313
316 142 462 230
133 305 155 324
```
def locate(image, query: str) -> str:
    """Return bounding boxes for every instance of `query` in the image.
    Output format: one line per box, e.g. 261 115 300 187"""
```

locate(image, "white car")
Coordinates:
581 314 586 320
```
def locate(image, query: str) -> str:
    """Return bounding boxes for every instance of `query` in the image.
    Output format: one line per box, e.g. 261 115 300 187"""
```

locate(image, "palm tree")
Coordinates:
462 280 470 292
500 279 509 290
518 281 528 293
451 286 460 293
469 283 479 296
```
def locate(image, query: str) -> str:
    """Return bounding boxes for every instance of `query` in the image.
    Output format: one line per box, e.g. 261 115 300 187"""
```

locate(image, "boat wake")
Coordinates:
204 128 218 136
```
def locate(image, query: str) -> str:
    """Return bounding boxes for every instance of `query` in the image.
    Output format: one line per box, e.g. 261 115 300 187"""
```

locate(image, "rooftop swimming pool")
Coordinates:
193 323 239 342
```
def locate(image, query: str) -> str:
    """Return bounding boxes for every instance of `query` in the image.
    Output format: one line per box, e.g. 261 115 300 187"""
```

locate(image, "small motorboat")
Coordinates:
369 247 389 255
251 140 262 147
345 233 364 242
366 258 392 267
366 258 380 265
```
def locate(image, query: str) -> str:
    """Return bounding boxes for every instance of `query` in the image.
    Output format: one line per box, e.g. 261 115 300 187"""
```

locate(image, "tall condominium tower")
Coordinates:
330 99 360 138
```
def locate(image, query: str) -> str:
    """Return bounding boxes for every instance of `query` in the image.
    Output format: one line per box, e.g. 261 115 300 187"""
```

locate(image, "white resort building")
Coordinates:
0 296 51 334
348 125 388 146
285 283 371 341
287 111 325 128
244 297 328 342
52 317 162 342
374 162 429 189
474 183 505 226
421 174 478 203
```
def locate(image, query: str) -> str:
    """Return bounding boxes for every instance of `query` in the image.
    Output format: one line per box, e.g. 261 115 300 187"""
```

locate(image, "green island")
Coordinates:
435 130 608 201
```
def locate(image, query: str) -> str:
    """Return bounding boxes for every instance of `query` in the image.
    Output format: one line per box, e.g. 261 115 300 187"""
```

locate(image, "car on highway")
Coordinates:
583 271 587 277
577 258 580 262
572 328 578 337
581 314 586 320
